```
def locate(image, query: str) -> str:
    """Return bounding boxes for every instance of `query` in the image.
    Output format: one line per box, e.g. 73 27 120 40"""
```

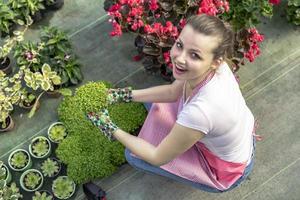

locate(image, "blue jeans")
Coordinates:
125 103 256 192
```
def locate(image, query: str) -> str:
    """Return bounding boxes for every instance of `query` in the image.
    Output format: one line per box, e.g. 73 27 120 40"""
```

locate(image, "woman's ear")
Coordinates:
211 57 223 70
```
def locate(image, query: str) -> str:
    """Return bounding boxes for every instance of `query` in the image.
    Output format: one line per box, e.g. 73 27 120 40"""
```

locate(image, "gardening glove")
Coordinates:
107 87 133 104
87 109 119 141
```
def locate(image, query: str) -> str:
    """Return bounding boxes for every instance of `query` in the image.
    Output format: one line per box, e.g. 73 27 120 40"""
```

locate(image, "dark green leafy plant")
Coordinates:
286 0 300 25
13 41 45 72
39 26 83 86
56 81 147 183
40 26 71 57
0 2 16 36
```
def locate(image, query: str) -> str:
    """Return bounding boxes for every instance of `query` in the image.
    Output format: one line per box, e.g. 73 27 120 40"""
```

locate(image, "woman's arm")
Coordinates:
132 80 184 103
113 123 205 166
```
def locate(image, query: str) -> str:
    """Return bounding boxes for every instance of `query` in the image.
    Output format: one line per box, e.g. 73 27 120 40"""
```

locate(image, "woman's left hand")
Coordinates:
87 109 119 141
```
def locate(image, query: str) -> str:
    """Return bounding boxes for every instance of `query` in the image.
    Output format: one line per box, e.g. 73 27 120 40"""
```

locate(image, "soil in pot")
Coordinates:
31 11 43 23
0 57 12 75
0 116 14 132
20 96 40 110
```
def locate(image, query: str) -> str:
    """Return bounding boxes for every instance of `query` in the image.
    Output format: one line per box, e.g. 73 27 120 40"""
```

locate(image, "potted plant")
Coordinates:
44 0 64 10
0 161 12 185
8 149 32 171
19 89 39 109
20 169 43 192
32 191 54 200
40 27 83 87
0 29 26 74
14 41 44 72
47 122 67 143
0 70 23 132
8 0 45 25
23 63 65 118
40 26 71 58
286 0 300 25
0 2 16 38
0 181 23 200
41 157 61 178
29 136 52 159
52 176 76 199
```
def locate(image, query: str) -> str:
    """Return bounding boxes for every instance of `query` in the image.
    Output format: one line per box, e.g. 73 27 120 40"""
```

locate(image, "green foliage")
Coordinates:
286 0 300 25
0 161 7 181
0 2 16 35
24 171 41 190
0 182 22 200
56 81 147 183
49 124 67 143
8 0 45 25
10 151 28 169
41 158 60 177
223 0 273 31
32 191 53 200
52 176 75 199
31 137 50 157
74 82 108 113
39 26 83 86
13 41 44 72
40 26 71 57
108 102 147 134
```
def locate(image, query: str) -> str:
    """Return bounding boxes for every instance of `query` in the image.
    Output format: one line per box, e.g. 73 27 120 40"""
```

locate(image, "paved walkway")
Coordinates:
1 1 299 200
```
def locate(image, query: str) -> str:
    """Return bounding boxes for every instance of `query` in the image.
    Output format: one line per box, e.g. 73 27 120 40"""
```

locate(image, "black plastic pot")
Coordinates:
0 57 12 75
32 11 43 23
47 0 64 10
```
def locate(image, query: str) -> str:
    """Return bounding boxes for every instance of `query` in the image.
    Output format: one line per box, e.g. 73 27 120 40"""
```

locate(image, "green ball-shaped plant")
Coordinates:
56 81 147 183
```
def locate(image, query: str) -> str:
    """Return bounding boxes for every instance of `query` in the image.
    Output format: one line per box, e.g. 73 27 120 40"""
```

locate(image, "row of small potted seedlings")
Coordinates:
1 122 75 199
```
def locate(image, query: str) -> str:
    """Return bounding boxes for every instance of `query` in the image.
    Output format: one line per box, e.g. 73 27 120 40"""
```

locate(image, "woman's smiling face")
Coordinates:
170 25 221 87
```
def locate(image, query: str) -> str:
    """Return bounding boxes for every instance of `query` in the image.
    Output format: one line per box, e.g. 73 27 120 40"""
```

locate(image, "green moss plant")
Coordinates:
56 81 147 183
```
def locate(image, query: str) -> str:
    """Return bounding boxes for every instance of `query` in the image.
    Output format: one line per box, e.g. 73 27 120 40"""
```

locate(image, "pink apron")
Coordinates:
136 72 247 190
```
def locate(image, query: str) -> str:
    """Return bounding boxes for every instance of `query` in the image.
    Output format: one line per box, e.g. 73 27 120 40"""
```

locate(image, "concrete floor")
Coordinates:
1 0 300 200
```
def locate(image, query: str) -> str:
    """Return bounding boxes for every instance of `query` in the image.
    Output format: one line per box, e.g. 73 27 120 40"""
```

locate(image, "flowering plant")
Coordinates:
104 0 277 79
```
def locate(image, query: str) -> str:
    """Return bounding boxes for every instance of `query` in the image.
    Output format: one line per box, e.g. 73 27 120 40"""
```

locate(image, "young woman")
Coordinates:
88 14 256 192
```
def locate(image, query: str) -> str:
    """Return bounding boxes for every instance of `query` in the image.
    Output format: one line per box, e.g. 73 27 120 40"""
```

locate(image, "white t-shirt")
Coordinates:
176 62 254 165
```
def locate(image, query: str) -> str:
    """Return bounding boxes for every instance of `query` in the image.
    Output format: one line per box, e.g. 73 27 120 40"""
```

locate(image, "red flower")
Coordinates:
269 0 280 5
110 21 122 36
149 0 159 11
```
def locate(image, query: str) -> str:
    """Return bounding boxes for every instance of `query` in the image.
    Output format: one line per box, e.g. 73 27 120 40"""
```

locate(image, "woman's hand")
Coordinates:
107 87 133 105
87 109 119 141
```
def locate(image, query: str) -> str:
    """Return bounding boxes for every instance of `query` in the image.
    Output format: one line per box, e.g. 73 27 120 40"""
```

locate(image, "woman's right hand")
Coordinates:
107 87 133 105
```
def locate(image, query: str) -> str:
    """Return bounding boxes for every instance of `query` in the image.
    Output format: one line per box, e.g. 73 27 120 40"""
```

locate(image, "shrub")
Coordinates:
286 0 300 25
56 81 147 183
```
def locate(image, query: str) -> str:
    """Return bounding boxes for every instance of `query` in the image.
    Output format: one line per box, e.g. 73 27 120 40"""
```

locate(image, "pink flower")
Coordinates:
149 0 159 11
269 0 280 5
179 18 186 29
110 21 122 36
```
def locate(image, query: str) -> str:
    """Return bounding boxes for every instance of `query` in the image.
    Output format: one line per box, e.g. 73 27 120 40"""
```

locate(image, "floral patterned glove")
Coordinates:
107 87 133 104
87 109 118 141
